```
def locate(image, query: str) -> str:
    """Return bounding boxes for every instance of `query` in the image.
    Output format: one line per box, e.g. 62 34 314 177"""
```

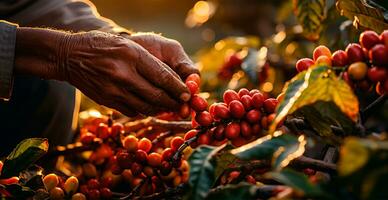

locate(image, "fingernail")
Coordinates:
180 92 191 102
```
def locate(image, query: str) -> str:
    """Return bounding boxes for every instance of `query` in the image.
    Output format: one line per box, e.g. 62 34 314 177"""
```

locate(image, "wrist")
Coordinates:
14 27 72 80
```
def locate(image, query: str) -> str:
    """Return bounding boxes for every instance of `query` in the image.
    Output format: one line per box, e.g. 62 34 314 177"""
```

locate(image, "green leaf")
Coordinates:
336 0 388 33
241 48 267 84
205 183 272 200
187 144 236 200
266 169 323 197
293 0 327 40
1 138 48 178
231 134 306 170
5 184 34 199
270 65 359 143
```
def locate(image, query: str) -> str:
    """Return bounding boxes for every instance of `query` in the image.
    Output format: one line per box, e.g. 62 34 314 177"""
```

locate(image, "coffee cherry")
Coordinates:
190 95 208 112
122 135 138 152
228 100 245 118
131 162 143 176
147 153 162 167
227 53 243 67
171 137 185 152
246 109 261 123
160 161 173 176
315 55 332 65
43 173 59 191
368 67 387 82
100 177 114 189
240 121 252 139
381 30 388 47
186 81 199 95
346 43 365 63
213 104 231 119
246 175 256 184
87 189 100 200
0 177 19 185
50 187 65 200
225 122 240 139
251 93 264 109
360 30 381 50
143 166 155 177
348 62 368 80
186 73 201 85
80 132 95 145
100 187 113 199
313 45 331 61
223 90 240 105
263 98 278 113
249 89 260 96
240 95 253 110
376 82 384 95
72 193 87 200
369 44 388 66
195 111 214 126
198 133 211 145
96 123 110 139
110 123 123 138
213 125 226 141
138 138 152 153
184 130 198 141
296 58 314 72
135 149 148 164
79 185 89 195
261 116 269 130
331 50 348 66
83 163 98 178
64 176 79 195
238 88 250 97
179 103 191 119
87 179 100 190
117 152 133 168
252 124 261 135
161 148 174 161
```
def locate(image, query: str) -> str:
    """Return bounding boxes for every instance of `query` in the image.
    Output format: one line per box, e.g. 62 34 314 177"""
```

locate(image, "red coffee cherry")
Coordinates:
160 161 173 176
147 153 162 167
313 45 331 61
240 95 253 110
238 88 250 97
367 67 387 82
346 43 365 63
170 137 185 152
138 138 152 153
179 103 191 119
213 125 226 141
87 179 100 190
251 93 265 109
198 133 211 145
184 130 198 141
110 123 123 138
380 30 388 47
100 187 112 199
315 55 332 65
225 122 240 139
195 111 214 127
96 123 110 140
228 100 245 118
240 121 253 139
186 81 199 95
213 104 231 119
331 50 348 67
360 30 381 50
246 109 261 123
186 73 201 85
223 90 240 105
263 98 279 113
135 149 148 164
80 132 96 145
369 44 388 66
252 124 261 135
296 58 314 72
190 95 208 112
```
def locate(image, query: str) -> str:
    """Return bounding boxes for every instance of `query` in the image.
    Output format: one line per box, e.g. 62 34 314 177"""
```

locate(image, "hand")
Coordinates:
127 33 199 80
15 28 191 116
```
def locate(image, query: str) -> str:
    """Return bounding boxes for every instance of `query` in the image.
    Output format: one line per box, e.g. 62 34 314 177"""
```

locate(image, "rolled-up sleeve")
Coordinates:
0 20 17 100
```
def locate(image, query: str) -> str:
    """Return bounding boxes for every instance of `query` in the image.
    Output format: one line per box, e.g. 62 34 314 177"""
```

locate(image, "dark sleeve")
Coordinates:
0 20 17 100
4 0 131 35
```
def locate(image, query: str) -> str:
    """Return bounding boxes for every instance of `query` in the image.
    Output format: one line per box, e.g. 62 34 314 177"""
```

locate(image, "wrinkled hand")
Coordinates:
127 33 199 80
56 31 192 116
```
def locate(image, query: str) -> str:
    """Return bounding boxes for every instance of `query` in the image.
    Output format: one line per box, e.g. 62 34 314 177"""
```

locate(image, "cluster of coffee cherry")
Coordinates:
179 74 279 148
41 174 85 200
296 30 388 94
217 51 269 83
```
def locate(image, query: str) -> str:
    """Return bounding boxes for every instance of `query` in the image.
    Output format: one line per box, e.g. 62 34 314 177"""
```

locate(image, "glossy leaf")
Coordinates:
241 48 267 84
336 0 388 33
293 0 327 40
266 169 323 197
270 65 359 142
187 144 236 200
1 138 49 178
231 134 306 170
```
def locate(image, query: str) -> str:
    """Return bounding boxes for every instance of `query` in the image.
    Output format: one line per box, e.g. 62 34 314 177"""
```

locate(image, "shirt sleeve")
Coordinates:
0 20 17 100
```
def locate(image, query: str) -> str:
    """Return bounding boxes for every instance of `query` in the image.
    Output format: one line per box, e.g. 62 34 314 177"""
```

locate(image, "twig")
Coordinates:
152 131 173 145
361 94 387 120
133 184 186 200
119 178 148 200
44 140 102 158
172 135 199 161
124 117 192 132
